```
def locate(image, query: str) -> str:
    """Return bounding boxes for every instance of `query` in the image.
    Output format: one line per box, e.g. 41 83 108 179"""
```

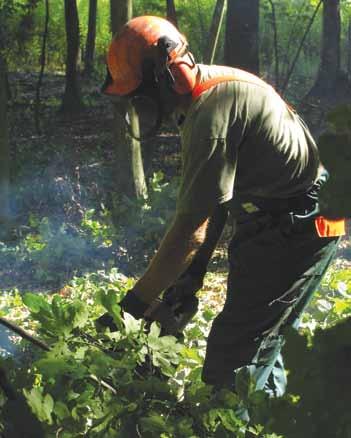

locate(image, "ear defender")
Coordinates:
156 36 197 95
169 55 197 94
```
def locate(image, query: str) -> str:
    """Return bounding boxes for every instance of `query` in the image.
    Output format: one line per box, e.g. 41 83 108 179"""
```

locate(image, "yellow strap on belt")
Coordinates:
314 216 346 237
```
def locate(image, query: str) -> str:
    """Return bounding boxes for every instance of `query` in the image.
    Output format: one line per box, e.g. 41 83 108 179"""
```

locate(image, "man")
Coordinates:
101 16 345 393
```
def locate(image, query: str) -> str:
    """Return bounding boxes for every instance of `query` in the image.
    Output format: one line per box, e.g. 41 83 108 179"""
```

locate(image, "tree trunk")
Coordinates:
166 0 178 28
204 0 226 64
195 0 207 60
84 0 97 77
348 18 351 79
61 0 83 113
109 0 147 201
309 0 341 95
225 0 260 74
110 0 132 34
0 53 11 239
281 0 322 95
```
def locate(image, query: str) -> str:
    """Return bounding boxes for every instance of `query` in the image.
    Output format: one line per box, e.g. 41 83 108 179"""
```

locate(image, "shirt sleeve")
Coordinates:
176 136 237 215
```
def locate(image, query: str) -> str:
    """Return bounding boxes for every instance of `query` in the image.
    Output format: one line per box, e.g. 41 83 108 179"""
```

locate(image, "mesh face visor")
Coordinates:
101 64 162 139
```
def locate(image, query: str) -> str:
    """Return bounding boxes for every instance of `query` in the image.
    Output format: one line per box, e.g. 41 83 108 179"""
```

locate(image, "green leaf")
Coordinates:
54 401 71 421
23 293 51 314
217 409 242 432
123 312 142 334
36 356 85 379
139 414 169 434
23 388 54 425
96 289 123 330
202 308 216 322
68 300 89 329
333 298 350 315
148 321 161 339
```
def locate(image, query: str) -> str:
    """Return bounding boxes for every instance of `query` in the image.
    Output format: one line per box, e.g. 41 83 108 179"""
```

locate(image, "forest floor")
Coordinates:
2 72 350 313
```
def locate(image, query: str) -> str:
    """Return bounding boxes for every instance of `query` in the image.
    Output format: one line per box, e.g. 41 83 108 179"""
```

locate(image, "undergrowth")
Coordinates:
0 264 351 437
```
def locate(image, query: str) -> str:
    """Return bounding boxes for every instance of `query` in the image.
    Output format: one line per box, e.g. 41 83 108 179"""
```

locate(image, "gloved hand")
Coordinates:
96 290 149 332
163 272 204 307
96 273 203 336
158 272 203 335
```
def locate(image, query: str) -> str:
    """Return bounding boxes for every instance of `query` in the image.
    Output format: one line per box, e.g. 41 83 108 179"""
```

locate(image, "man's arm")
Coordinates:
132 203 228 305
183 203 228 280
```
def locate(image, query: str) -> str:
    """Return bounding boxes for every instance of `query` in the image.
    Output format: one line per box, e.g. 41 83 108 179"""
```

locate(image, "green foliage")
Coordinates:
4 0 350 101
1 263 351 437
318 105 351 217
0 270 270 437
265 318 351 438
301 266 351 331
112 171 178 250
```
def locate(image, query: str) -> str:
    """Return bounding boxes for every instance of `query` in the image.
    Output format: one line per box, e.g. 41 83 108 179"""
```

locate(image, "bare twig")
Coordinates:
281 0 323 95
34 0 49 134
267 0 279 88
204 0 226 65
55 427 64 438
281 0 306 81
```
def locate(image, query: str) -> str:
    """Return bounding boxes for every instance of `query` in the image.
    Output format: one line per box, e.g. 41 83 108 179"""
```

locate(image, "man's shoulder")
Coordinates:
196 64 272 91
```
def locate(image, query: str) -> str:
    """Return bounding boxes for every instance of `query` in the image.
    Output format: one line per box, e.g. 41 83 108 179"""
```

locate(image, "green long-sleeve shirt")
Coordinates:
176 64 320 215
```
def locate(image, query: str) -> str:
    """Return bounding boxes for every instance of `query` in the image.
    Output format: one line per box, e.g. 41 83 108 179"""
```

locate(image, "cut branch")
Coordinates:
0 316 50 351
0 316 117 394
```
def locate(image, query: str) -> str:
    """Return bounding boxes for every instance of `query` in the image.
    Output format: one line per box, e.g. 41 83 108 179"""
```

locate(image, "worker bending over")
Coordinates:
101 16 345 393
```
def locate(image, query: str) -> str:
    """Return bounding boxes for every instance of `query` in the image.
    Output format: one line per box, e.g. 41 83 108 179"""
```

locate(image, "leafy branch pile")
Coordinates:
1 266 351 438
0 271 276 438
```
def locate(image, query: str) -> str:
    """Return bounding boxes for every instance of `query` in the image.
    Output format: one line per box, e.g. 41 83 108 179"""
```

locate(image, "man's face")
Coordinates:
102 69 179 139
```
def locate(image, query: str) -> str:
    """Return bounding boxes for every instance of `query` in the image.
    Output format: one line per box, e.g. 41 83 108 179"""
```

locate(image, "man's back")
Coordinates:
177 65 320 215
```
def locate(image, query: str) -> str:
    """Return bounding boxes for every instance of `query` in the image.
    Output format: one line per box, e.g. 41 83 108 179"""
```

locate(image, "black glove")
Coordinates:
97 273 203 335
96 290 149 332
163 272 204 307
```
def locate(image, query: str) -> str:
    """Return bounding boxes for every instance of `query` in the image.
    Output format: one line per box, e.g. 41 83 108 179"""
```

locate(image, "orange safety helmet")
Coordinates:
104 16 197 96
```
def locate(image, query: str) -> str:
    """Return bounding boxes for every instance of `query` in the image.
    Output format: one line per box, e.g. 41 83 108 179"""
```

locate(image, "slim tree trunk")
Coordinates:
195 0 207 60
84 0 97 77
34 0 49 134
204 0 226 64
225 0 260 74
61 0 83 113
267 0 279 88
110 0 132 34
0 53 11 239
281 0 322 95
166 0 178 28
348 18 351 78
109 0 147 201
309 0 341 95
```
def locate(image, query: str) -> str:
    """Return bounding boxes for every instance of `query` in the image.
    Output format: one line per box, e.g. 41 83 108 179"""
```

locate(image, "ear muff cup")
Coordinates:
169 60 197 95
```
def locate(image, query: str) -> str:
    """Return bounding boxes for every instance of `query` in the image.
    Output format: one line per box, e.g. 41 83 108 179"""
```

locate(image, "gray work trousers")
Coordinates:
202 210 340 395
